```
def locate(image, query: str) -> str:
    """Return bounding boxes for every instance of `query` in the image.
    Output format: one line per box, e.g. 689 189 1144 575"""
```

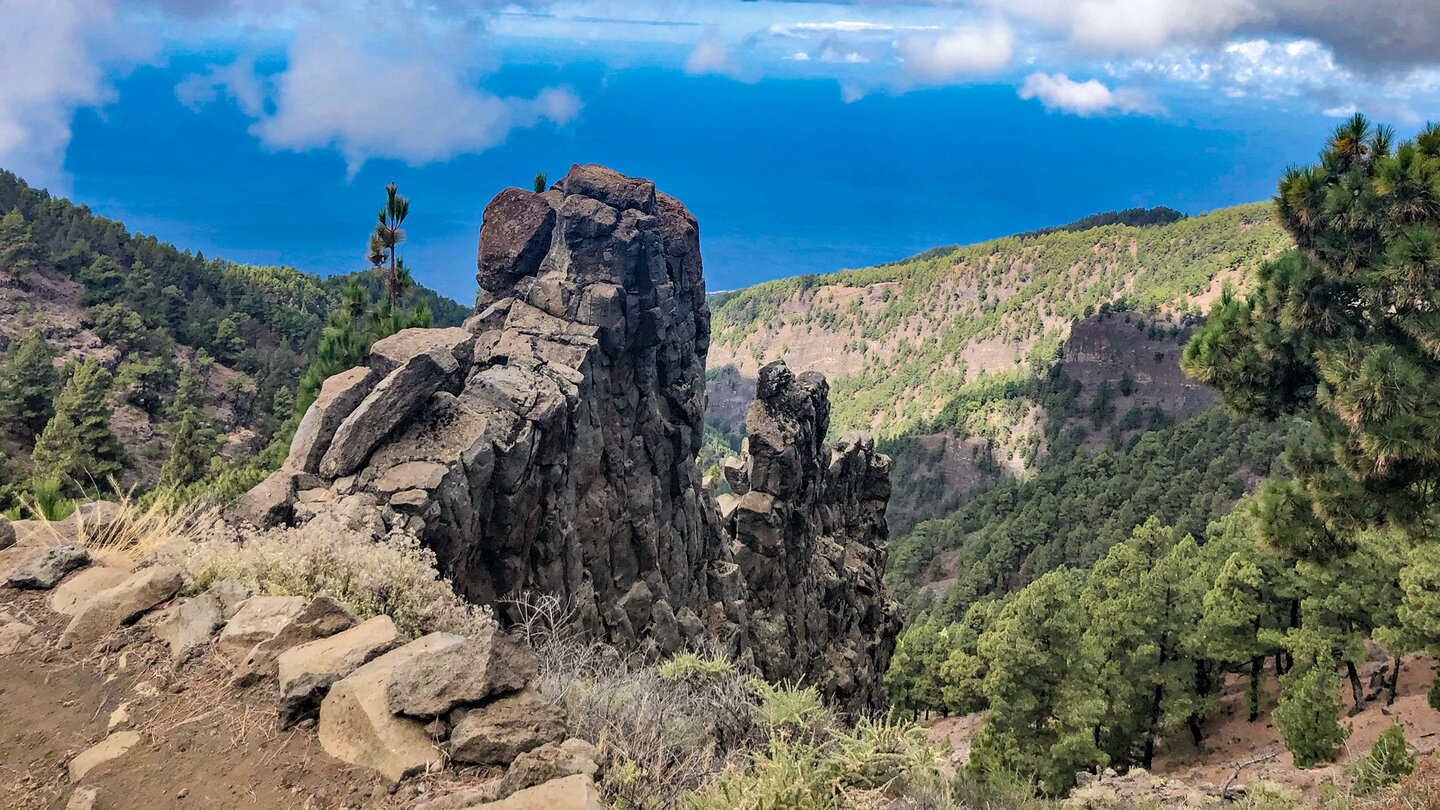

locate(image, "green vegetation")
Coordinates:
711 201 1285 439
31 360 128 493
0 169 465 510
883 117 1440 796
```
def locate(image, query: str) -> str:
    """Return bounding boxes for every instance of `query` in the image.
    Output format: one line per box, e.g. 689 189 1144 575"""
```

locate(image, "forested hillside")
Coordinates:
883 116 1440 796
0 170 465 512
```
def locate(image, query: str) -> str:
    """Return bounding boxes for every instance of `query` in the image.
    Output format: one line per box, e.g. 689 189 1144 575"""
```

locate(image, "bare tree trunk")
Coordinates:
1248 657 1263 722
1347 660 1366 715
1387 656 1401 706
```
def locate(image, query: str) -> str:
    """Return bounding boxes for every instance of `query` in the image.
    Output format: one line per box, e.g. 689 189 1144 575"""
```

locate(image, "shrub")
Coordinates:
751 679 827 738
1372 757 1440 810
659 652 736 682
171 506 492 637
1349 724 1416 796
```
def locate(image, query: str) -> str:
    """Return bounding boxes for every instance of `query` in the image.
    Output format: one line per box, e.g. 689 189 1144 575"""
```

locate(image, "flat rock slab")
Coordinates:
231 596 357 687
319 347 460 478
49 567 129 616
319 632 465 782
473 775 601 810
370 327 476 378
60 566 183 648
387 626 538 718
495 739 599 800
277 614 404 726
6 544 90 590
216 595 308 662
287 366 377 473
69 731 141 781
448 689 566 766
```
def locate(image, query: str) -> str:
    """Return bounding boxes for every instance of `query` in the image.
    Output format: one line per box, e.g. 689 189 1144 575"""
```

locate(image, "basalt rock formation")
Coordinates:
234 165 899 711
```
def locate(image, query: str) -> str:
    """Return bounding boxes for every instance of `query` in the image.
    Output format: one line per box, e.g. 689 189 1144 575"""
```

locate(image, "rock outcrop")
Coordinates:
230 164 900 712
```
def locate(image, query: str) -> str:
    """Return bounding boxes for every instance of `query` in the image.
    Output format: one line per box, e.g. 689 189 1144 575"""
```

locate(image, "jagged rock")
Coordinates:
229 165 900 712
6 543 90 590
151 592 224 659
60 565 183 648
320 347 461 478
276 615 404 727
65 787 98 810
216 595 308 661
447 689 566 765
287 366 376 473
68 731 141 781
371 327 476 378
387 626 537 718
473 775 601 810
494 739 600 800
318 632 465 781
49 567 129 616
206 578 251 619
231 595 358 686
233 468 298 528
0 515 14 551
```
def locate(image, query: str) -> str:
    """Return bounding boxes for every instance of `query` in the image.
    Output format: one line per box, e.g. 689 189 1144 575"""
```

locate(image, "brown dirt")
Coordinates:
928 651 1440 799
0 587 501 810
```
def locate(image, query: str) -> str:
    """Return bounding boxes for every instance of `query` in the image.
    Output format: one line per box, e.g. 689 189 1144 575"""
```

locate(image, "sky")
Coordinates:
2 1 1439 302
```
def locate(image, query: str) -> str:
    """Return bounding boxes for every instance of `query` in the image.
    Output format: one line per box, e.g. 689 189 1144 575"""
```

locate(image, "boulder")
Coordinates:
49 566 129 616
370 327 476 378
386 626 538 718
151 592 224 659
5 543 90 590
60 566 183 648
447 689 566 766
230 595 357 686
318 632 465 781
476 188 558 291
319 347 461 478
276 614 404 726
0 515 13 551
494 739 599 800
215 595 308 661
232 468 297 528
68 731 141 781
287 367 377 473
474 775 601 810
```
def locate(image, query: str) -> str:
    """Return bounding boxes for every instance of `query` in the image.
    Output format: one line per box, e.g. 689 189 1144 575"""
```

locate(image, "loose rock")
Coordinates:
277 614 404 727
68 731 141 781
387 626 538 718
59 566 183 648
230 595 357 686
6 543 90 590
447 689 566 766
49 567 129 616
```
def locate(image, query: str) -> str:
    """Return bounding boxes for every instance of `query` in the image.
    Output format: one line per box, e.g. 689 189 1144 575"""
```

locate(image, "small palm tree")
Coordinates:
369 182 410 311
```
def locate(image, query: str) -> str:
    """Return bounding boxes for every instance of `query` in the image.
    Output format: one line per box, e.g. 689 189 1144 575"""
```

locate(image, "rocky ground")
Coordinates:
0 515 601 810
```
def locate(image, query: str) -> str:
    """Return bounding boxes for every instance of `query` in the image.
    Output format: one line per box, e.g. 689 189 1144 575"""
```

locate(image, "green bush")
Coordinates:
1350 724 1416 796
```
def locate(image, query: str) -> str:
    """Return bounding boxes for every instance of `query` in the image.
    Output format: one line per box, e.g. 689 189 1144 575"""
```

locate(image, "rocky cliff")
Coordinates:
234 165 899 711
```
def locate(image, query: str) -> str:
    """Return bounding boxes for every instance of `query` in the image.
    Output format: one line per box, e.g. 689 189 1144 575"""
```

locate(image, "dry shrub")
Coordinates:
1369 757 1440 810
166 504 493 638
28 484 219 570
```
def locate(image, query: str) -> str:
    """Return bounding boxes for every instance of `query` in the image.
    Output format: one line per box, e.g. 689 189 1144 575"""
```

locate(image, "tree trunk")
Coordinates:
1248 657 1263 721
1187 715 1204 747
1347 660 1366 715
1143 683 1163 769
1387 656 1401 705
1274 652 1286 677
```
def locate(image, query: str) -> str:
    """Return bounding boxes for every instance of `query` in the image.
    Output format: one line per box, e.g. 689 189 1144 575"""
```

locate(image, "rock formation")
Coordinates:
234 164 900 712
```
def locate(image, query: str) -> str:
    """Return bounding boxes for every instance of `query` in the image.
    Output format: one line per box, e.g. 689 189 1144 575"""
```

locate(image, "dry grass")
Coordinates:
23 483 221 571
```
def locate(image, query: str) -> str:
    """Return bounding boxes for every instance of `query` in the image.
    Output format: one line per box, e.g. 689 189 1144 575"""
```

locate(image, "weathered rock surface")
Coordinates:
0 618 35 654
0 515 14 550
6 543 90 590
277 615 403 726
68 731 141 781
387 626 537 718
49 566 129 616
152 593 223 659
318 632 465 782
495 739 599 801
231 596 357 686
233 468 298 528
475 774 601 810
716 360 901 709
60 566 183 648
287 366 376 473
229 165 900 712
446 689 566 765
216 595 308 661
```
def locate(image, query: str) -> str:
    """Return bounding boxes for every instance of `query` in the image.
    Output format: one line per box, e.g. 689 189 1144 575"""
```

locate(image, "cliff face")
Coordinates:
235 165 899 712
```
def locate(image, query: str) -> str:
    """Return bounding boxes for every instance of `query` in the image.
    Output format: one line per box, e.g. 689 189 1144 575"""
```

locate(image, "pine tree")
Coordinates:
0 329 60 440
79 255 125 306
533 171 548 193
0 207 43 279
368 182 409 312
968 569 1104 795
32 360 128 492
1199 552 1276 722
1272 627 1348 768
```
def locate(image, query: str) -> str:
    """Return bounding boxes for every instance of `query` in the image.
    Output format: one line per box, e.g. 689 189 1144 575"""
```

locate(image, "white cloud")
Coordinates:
0 0 156 191
685 26 744 78
184 27 581 178
1018 72 1159 116
895 20 1014 81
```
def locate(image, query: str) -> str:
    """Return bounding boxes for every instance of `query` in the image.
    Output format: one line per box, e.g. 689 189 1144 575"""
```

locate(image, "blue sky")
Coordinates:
4 1 1439 302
